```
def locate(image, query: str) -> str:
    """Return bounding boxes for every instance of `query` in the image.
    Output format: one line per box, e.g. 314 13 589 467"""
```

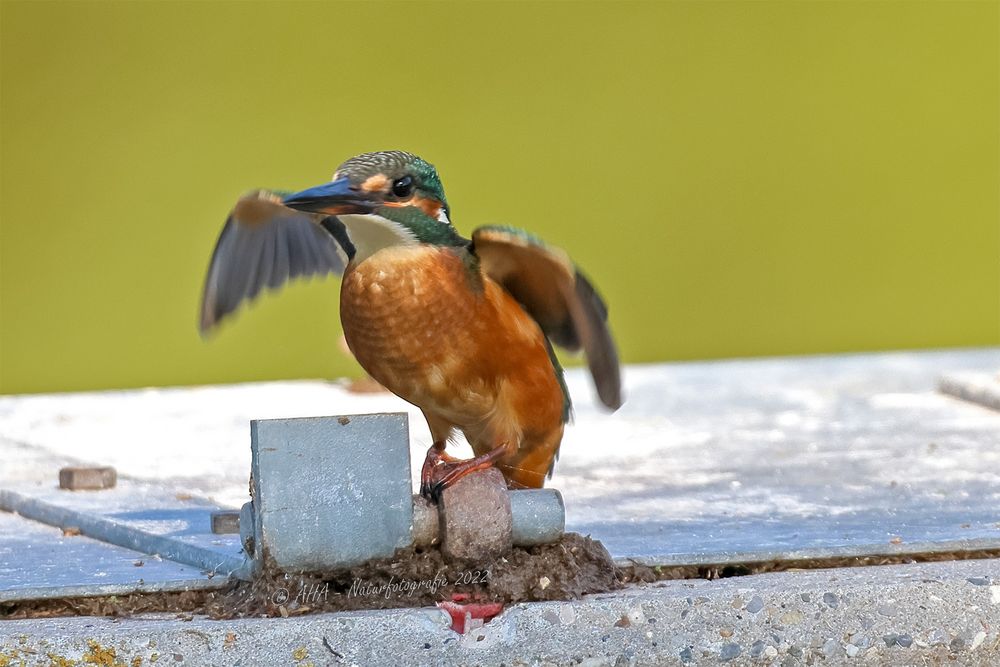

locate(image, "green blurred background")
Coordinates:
1 1 997 395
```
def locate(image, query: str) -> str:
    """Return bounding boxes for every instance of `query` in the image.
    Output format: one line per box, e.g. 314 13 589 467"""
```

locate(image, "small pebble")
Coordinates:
971 631 986 650
763 646 778 658
559 605 576 625
719 628 733 638
882 633 898 647
822 639 840 657
822 592 839 608
966 577 990 586
780 611 804 625
625 606 645 625
845 644 859 658
749 640 767 658
950 637 966 652
896 634 913 648
679 648 693 663
800 593 811 602
788 646 802 658
719 644 741 662
927 629 948 646
746 596 764 614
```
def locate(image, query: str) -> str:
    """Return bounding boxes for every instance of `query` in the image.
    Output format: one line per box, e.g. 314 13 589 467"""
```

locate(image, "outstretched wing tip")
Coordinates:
197 299 223 338
600 384 624 411
198 190 350 340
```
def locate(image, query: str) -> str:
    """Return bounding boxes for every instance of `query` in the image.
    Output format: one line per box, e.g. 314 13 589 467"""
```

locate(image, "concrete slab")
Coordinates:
2 350 998 568
563 350 1000 565
2 558 997 666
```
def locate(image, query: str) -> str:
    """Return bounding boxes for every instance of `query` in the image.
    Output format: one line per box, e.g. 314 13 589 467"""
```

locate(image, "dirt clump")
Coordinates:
212 532 619 618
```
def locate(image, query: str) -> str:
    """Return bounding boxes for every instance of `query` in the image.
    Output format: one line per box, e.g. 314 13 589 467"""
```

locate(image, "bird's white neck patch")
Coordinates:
339 213 419 264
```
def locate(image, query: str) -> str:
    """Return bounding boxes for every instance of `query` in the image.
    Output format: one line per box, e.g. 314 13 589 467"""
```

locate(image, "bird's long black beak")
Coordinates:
282 176 376 216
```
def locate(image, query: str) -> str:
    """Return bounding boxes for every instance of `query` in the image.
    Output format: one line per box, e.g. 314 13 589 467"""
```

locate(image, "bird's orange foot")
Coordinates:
419 442 508 503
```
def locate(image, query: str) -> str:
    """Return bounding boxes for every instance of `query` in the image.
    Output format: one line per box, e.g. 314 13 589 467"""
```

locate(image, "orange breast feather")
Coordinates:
339 245 564 461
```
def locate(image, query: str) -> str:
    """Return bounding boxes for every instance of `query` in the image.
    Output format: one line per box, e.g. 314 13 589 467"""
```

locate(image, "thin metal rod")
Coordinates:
0 489 245 576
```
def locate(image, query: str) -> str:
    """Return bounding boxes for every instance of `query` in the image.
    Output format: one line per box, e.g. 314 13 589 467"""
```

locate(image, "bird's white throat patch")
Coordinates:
339 213 419 263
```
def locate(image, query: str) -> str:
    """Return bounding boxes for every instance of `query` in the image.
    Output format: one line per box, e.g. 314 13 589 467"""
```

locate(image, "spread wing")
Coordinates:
199 189 354 334
471 225 622 410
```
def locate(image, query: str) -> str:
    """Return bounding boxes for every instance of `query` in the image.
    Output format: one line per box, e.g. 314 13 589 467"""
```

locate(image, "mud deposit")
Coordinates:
2 533 620 620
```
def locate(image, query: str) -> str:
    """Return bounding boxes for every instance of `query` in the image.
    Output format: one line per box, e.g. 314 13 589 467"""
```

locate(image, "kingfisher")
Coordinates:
200 151 622 500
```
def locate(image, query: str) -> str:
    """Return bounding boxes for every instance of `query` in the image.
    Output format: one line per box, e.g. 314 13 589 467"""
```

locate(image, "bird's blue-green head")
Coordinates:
282 151 463 261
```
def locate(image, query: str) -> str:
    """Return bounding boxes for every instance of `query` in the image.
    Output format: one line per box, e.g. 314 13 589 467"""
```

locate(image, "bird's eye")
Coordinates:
392 175 414 198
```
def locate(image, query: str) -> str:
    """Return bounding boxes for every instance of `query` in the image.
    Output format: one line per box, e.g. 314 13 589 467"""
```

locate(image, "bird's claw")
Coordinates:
419 479 446 504
418 442 509 504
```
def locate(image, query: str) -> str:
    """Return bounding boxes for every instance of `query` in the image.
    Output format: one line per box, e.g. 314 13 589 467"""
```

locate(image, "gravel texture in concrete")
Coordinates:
2 558 998 666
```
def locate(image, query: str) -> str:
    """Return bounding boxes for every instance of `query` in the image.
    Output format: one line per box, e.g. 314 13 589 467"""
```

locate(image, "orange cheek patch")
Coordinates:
361 174 389 193
384 195 443 219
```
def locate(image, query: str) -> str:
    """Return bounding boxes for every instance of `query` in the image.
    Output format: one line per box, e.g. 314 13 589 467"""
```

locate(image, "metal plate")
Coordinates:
0 510 226 602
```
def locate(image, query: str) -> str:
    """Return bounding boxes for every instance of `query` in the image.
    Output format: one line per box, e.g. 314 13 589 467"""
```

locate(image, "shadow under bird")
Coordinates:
200 151 622 500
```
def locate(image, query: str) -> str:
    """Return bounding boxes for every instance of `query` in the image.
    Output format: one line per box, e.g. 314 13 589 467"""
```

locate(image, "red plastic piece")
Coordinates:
436 597 505 633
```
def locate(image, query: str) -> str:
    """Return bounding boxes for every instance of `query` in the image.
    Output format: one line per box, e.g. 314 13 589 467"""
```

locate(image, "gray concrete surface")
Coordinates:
2 558 998 666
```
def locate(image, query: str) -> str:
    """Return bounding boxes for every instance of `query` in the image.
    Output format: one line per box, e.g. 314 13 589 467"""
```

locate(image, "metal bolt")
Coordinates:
211 510 241 534
58 466 116 491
